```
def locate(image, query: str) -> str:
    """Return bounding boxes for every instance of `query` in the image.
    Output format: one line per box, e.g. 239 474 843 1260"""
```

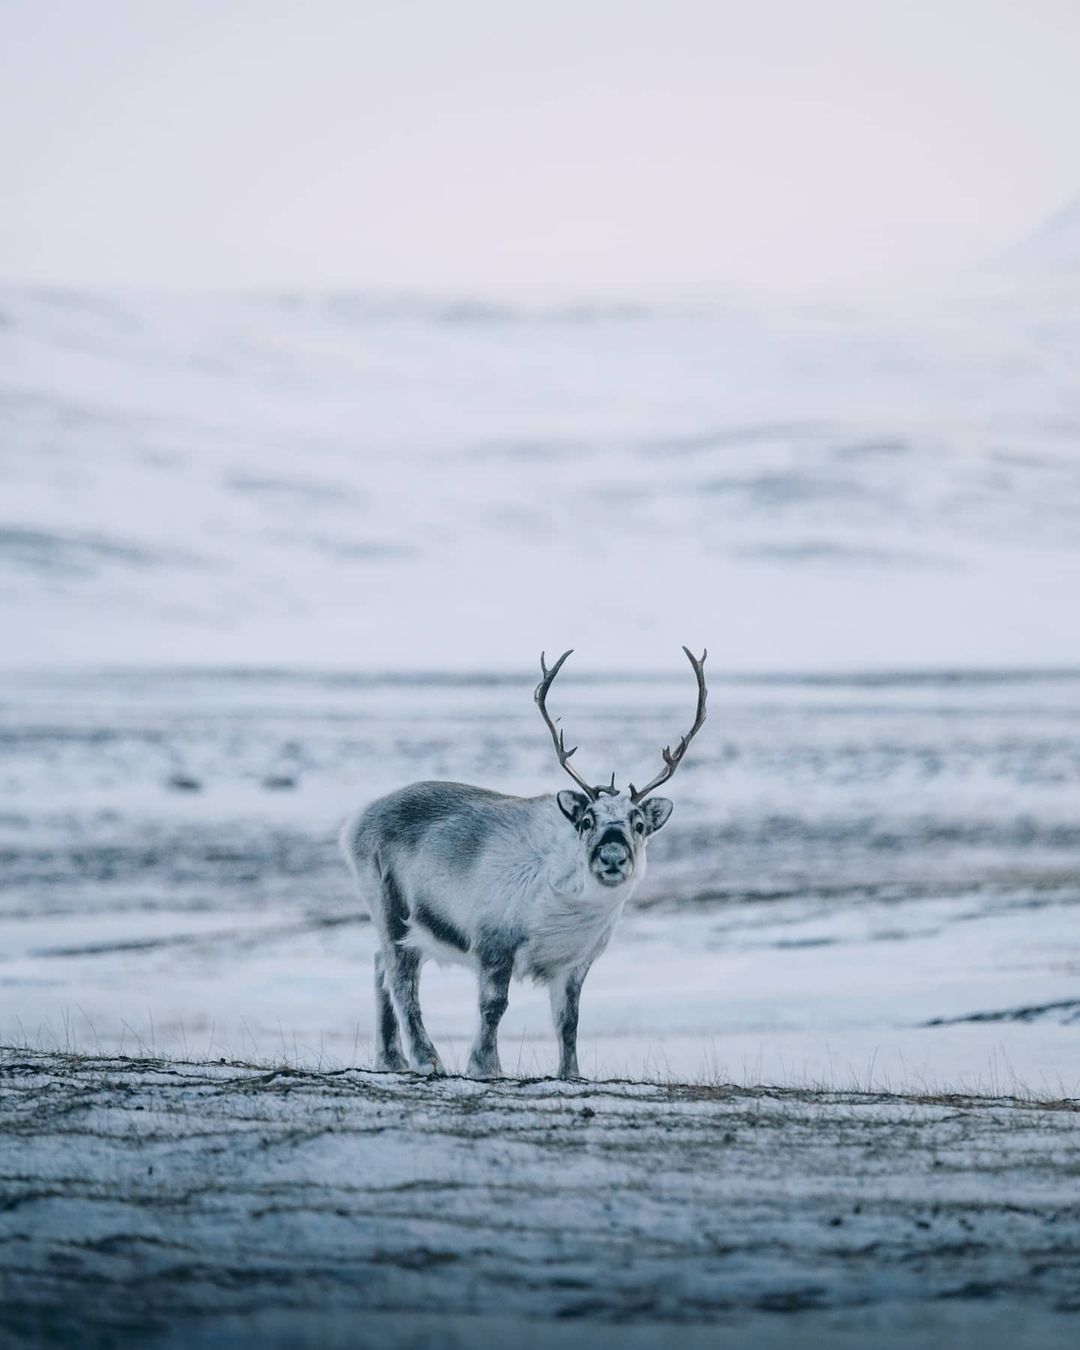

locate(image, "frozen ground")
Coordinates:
2 1049 1078 1348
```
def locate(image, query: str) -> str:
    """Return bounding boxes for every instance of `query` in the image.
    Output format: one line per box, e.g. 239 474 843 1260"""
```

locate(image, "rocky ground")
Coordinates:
1 1049 1078 1348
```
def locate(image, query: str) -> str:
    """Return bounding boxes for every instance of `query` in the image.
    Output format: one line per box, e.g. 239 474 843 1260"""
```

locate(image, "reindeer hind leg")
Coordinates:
374 949 407 1071
378 865 443 1075
385 943 443 1075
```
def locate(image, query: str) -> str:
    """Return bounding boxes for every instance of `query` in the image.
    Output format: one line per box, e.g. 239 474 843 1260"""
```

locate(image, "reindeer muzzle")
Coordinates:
591 829 633 884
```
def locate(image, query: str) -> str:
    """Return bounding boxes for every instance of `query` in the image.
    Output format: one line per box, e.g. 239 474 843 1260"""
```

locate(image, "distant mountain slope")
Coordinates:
2 286 1080 672
998 196 1080 273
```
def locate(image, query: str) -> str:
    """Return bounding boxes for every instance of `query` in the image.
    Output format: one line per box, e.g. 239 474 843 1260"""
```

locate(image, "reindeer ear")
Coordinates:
556 790 590 824
642 797 673 834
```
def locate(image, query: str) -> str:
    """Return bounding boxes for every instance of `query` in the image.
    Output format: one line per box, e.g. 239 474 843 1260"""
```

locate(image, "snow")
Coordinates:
3 282 1080 672
2 1049 1078 1347
3 279 1080 1343
996 195 1080 275
2 667 1078 1096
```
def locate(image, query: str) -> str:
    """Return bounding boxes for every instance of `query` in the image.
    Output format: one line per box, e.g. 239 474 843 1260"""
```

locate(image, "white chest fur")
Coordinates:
515 875 634 981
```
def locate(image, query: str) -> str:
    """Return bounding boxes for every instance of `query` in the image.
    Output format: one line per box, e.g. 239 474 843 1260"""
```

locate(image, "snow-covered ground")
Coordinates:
3 284 1078 1080
3 1049 1078 1348
3 280 1080 1343
2 666 1078 1094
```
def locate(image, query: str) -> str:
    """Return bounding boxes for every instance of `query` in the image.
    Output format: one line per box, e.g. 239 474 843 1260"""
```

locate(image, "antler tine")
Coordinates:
535 650 600 800
630 647 709 803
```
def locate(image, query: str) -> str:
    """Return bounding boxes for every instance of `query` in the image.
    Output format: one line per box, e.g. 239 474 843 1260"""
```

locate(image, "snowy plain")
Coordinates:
2 277 1080 1343
2 664 1079 1094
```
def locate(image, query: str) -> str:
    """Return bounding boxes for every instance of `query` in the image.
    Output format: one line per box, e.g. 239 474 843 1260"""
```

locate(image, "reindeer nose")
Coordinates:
598 841 629 867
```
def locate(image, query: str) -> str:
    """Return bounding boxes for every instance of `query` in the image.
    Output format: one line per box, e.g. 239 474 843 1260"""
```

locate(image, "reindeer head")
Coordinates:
535 647 708 889
554 789 673 887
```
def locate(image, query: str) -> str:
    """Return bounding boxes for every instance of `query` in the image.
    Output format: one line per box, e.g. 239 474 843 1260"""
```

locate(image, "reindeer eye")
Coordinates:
581 815 594 831
634 821 646 835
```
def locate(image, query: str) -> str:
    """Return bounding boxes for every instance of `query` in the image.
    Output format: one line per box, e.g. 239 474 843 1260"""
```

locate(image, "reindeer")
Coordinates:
340 648 707 1079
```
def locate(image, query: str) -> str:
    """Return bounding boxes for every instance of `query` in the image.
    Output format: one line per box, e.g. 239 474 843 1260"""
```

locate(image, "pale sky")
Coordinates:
2 0 1078 298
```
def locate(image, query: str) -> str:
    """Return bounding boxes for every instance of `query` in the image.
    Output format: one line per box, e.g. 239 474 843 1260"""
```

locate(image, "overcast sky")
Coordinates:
2 0 1078 298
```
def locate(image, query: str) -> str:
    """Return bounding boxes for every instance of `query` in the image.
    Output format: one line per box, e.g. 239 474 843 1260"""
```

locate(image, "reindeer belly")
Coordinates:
401 898 475 969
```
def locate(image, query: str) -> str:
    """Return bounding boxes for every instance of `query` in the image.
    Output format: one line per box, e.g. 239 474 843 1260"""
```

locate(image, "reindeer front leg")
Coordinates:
550 964 589 1079
468 941 514 1079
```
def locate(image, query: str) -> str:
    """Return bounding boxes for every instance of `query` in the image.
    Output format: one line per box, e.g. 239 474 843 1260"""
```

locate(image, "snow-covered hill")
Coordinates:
2 284 1079 672
998 196 1080 275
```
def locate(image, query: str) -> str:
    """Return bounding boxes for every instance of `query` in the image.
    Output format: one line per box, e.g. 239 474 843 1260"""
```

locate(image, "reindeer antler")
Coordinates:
534 650 619 800
629 647 708 802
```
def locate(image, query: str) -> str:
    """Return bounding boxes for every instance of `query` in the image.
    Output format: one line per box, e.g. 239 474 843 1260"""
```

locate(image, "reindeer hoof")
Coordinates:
466 1058 502 1080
